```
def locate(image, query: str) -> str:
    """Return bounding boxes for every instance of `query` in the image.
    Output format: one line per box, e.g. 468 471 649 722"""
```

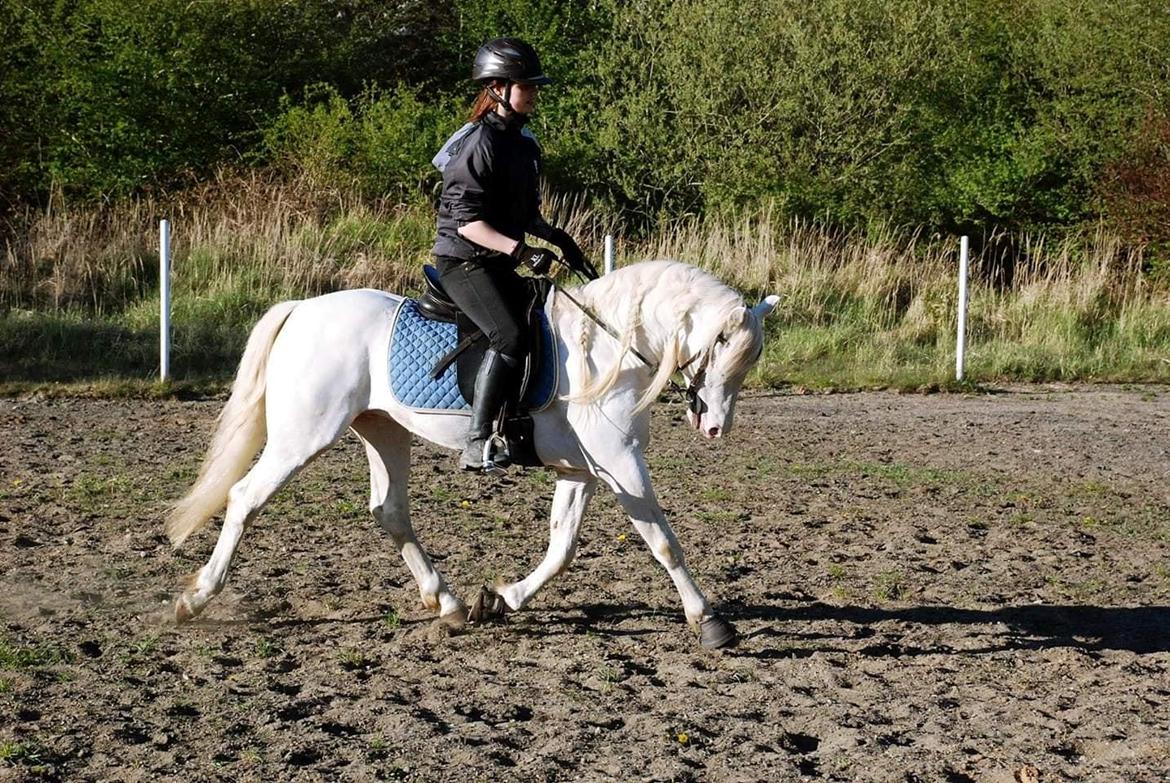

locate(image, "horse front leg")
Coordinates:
482 472 597 618
601 453 738 649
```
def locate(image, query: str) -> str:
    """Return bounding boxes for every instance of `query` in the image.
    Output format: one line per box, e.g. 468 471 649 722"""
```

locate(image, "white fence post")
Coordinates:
604 234 615 275
160 219 171 382
956 235 969 381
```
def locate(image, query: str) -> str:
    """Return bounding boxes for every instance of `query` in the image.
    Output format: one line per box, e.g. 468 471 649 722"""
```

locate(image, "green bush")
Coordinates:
261 84 454 198
587 0 1170 231
0 0 459 203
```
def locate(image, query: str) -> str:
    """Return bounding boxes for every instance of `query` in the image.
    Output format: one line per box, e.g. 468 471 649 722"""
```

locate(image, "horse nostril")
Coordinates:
707 426 721 438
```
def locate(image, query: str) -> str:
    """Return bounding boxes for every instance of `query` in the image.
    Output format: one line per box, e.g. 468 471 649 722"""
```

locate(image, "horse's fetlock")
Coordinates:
656 541 680 569
420 589 441 612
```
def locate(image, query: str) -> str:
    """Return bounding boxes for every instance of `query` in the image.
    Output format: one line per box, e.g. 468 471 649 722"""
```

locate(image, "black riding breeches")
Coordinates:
435 256 529 358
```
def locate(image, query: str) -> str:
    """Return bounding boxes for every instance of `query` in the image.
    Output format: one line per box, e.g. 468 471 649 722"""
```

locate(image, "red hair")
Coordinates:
469 83 505 122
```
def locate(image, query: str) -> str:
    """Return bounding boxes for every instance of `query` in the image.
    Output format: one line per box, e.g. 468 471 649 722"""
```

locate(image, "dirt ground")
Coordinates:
1 386 1169 782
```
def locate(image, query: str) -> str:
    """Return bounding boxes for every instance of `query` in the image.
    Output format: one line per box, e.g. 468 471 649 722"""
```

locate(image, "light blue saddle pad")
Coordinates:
388 299 558 412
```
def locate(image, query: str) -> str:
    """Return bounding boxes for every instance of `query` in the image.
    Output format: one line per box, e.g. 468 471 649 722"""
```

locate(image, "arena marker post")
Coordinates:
604 234 615 275
160 219 171 382
956 235 969 381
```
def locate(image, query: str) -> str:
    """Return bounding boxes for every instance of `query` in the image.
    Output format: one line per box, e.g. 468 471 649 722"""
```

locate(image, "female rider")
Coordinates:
432 38 589 471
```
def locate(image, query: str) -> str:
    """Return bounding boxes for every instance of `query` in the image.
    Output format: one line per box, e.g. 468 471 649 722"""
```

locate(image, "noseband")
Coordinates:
676 333 763 416
675 340 717 416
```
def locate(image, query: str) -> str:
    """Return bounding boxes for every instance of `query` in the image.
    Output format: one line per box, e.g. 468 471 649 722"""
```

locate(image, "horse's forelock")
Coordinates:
668 268 763 382
717 309 765 381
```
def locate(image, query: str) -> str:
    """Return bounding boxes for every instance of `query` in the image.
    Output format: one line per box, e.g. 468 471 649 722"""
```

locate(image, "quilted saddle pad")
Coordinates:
388 299 558 413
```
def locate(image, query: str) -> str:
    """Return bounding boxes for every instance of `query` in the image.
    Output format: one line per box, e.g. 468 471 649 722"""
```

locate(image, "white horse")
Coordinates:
167 260 778 649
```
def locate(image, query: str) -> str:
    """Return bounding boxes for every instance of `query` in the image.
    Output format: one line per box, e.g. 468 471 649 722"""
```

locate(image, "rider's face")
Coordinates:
506 82 540 115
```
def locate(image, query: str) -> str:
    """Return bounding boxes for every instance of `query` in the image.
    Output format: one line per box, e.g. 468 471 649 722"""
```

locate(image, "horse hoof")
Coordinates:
437 607 468 632
699 615 738 649
468 586 508 623
174 596 196 625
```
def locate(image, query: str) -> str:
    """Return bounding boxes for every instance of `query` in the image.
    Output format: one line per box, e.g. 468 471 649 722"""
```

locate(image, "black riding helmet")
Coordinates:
472 38 553 86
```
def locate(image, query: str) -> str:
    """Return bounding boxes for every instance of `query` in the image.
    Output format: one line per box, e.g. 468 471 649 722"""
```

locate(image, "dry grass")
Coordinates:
2 172 429 311
3 174 1169 386
639 208 1170 385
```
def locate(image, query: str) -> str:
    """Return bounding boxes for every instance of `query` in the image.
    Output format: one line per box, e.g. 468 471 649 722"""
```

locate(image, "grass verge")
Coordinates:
4 178 1169 391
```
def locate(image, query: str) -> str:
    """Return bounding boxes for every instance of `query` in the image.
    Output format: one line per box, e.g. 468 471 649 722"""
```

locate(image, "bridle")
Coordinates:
554 283 720 416
674 339 717 416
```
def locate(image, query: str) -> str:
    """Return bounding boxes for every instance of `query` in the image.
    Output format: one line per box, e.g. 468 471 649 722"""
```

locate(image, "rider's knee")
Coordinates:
489 329 525 358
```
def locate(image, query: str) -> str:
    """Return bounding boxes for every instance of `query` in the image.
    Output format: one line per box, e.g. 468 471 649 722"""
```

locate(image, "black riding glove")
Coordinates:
549 228 599 281
511 241 558 276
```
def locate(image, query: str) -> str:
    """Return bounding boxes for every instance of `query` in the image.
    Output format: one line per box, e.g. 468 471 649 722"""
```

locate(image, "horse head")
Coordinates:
684 294 779 439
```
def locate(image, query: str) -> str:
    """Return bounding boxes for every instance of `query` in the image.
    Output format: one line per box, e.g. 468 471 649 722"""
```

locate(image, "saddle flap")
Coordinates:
417 265 459 323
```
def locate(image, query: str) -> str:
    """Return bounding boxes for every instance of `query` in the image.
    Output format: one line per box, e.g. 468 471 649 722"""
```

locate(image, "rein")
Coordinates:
553 283 715 415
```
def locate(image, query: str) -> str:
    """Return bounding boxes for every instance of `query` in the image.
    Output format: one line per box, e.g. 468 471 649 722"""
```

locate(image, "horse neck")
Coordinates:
565 267 679 362
556 262 731 368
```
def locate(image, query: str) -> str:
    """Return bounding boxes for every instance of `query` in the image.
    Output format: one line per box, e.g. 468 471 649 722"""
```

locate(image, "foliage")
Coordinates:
1098 110 1170 274
587 0 1170 231
1 0 1169 237
0 0 455 203
261 84 454 198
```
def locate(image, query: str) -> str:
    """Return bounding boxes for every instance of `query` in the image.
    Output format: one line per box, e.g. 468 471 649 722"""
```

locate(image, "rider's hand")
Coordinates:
511 241 558 276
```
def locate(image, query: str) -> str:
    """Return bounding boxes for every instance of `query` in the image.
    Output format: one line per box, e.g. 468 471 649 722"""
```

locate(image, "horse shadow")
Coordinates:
721 601 1170 657
185 599 1170 656
507 600 1170 656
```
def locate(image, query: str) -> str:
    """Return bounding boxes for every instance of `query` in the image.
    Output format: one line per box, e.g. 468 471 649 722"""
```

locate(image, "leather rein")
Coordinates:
553 284 717 415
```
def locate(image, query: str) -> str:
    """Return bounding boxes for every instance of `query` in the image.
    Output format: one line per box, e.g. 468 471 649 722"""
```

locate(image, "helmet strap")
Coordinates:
487 82 528 121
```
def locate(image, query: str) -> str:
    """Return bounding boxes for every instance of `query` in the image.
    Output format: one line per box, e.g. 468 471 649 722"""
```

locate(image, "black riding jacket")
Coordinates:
432 111 550 263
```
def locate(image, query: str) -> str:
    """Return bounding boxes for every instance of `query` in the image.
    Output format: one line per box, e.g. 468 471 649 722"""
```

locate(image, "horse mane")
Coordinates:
560 260 761 412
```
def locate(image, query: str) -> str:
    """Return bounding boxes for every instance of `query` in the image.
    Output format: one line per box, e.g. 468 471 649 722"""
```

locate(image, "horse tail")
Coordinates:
165 300 299 547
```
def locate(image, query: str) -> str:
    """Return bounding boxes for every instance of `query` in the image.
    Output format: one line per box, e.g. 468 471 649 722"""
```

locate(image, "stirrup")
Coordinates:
481 433 511 474
460 434 509 473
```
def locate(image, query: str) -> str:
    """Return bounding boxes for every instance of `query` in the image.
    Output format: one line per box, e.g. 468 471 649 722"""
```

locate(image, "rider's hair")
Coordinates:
469 83 505 122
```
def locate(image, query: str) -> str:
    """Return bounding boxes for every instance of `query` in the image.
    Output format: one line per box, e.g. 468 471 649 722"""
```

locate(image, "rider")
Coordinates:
432 37 590 471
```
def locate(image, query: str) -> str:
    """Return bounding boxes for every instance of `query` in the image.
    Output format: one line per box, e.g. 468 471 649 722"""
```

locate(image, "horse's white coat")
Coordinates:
168 261 778 636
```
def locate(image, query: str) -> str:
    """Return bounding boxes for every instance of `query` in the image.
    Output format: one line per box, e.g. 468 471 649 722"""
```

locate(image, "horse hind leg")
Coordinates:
175 410 354 623
175 447 303 622
352 413 466 625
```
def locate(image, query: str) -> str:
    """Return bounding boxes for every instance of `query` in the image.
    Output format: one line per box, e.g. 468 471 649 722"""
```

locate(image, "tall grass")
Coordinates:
3 175 1168 388
1 175 435 382
643 208 1170 386
2 172 432 311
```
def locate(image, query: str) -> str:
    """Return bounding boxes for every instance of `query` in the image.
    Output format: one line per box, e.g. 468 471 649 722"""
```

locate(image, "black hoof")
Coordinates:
467 586 508 623
699 615 738 649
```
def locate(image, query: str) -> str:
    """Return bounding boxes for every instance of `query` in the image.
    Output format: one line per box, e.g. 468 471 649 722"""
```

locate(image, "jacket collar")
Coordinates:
482 109 529 133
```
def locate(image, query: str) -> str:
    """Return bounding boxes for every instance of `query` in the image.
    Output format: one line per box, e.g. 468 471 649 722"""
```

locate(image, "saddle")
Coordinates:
404 264 556 467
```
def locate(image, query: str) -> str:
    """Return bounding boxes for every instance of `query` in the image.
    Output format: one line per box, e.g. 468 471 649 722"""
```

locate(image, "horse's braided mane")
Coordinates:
560 260 761 411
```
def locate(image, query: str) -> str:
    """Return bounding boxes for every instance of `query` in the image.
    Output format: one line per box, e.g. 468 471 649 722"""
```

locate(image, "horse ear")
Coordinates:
751 295 780 320
728 306 751 329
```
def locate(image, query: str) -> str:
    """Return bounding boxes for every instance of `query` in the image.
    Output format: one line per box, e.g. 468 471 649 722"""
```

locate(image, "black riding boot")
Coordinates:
460 349 521 471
